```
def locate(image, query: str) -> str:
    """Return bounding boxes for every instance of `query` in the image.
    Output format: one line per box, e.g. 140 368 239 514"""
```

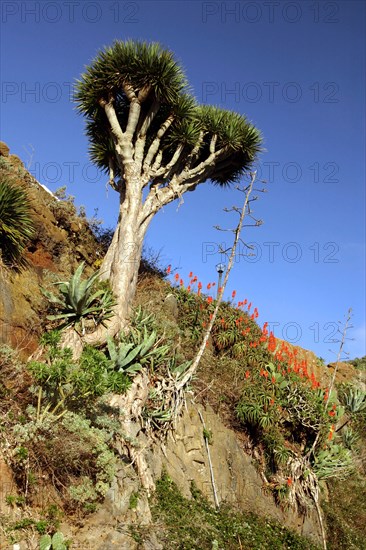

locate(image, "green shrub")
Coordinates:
0 175 35 268
28 331 131 421
10 411 116 511
150 473 320 549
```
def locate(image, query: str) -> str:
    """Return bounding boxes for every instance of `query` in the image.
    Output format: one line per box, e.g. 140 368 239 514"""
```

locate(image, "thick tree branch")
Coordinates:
99 98 133 163
185 131 205 170
209 134 217 154
154 144 184 178
99 98 124 142
134 99 161 168
123 83 152 143
123 84 142 140
178 146 230 183
141 153 221 224
142 115 175 173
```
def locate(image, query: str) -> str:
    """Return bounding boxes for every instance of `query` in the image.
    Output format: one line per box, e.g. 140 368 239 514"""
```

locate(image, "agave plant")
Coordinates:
312 443 354 480
341 426 359 450
107 324 170 375
0 175 35 268
43 262 115 332
39 531 67 550
342 386 366 414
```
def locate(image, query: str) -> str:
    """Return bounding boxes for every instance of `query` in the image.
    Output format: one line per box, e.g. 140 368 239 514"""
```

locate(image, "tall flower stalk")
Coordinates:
176 171 264 390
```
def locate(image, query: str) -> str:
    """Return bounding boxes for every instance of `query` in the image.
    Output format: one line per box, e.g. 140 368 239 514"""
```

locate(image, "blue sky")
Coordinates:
1 0 365 361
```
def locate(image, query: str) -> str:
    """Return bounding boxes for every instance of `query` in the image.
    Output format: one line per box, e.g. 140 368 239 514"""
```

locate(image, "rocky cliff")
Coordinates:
0 142 100 357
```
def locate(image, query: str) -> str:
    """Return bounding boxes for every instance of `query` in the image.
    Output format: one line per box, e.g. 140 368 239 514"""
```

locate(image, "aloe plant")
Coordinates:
43 262 115 332
39 531 67 550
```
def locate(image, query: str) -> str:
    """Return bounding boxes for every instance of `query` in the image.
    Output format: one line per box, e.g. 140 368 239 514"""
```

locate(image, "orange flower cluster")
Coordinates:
268 331 276 353
168 270 325 398
245 326 323 393
275 341 321 389
328 424 335 441
328 403 337 417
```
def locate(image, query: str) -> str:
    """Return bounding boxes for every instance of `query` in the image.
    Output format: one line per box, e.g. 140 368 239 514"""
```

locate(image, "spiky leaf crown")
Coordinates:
75 40 262 186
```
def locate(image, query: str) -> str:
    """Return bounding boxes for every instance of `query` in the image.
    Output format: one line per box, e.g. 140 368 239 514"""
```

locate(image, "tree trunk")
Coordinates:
83 174 152 347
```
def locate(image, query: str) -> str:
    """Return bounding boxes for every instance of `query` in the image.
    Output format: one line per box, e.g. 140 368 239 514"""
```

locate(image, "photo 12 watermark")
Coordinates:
201 2 341 24
1 1 140 24
202 241 340 264
254 160 340 184
264 320 341 344
28 160 104 186
1 81 74 104
201 81 340 104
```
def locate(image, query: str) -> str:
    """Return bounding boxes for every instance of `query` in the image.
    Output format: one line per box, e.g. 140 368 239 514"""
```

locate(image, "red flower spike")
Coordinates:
198 282 202 290
232 290 237 299
187 285 191 292
247 302 252 311
207 283 211 290
166 265 172 274
174 273 180 281
287 478 292 487
179 279 183 286
188 271 193 278
245 370 250 379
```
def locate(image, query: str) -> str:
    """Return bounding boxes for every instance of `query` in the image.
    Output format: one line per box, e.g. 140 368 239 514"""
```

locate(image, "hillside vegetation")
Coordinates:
1 143 365 549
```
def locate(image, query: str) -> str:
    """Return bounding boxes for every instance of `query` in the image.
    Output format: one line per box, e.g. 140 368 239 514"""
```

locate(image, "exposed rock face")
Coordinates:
150 402 321 543
0 453 17 514
0 141 10 157
68 401 321 549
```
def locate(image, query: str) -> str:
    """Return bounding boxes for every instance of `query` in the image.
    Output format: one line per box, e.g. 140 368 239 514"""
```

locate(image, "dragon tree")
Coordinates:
75 40 262 343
